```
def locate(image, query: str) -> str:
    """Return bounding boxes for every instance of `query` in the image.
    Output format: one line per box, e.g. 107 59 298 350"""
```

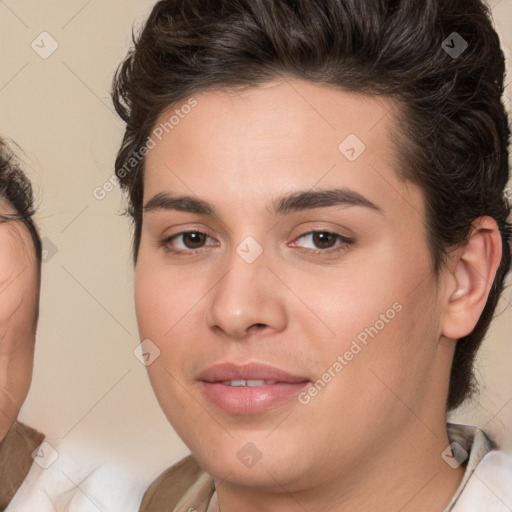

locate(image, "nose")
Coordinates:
204 247 287 340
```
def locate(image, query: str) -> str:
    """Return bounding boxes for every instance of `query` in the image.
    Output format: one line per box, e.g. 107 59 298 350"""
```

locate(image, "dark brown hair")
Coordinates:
0 137 42 263
112 0 511 410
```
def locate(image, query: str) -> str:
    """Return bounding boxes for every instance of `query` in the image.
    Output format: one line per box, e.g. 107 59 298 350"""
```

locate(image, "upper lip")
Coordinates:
197 362 310 383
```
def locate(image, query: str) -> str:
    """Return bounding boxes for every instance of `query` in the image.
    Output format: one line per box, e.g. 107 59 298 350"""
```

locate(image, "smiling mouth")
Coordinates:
199 379 310 414
196 361 310 414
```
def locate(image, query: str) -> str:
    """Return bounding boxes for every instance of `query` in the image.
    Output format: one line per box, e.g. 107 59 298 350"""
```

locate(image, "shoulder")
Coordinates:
0 422 45 510
452 448 512 511
140 454 215 512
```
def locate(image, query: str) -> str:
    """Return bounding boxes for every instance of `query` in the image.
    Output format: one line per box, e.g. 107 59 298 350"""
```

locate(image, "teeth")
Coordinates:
221 379 277 387
247 380 271 386
226 379 246 387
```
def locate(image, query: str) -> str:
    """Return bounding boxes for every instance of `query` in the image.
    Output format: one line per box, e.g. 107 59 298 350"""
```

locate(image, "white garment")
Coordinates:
5 441 148 512
446 424 512 512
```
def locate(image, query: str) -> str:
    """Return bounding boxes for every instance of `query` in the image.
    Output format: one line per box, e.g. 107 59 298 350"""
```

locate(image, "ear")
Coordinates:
441 216 503 340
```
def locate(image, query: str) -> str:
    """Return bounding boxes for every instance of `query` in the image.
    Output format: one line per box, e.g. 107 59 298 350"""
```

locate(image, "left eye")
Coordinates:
291 231 353 251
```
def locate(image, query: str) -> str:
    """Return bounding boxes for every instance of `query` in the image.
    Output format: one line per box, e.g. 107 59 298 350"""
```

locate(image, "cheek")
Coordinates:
277 261 404 354
134 265 186 412
134 257 193 337
134 264 162 335
134 258 206 382
286 239 437 378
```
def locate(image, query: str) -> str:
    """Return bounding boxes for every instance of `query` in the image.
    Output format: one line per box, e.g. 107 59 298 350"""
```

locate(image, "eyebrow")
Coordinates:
143 187 383 217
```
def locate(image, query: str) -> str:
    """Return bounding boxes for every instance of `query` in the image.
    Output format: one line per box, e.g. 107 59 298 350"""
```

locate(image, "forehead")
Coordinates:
143 79 423 220
0 197 35 254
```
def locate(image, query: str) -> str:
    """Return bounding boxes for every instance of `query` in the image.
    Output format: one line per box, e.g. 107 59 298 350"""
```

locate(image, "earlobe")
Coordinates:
441 216 502 340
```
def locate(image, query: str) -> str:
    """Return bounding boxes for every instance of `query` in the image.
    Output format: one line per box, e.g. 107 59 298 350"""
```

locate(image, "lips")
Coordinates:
197 362 310 414
197 361 309 384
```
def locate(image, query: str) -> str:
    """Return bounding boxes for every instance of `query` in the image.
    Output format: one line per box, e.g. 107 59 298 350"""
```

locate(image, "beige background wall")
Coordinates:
0 0 511 480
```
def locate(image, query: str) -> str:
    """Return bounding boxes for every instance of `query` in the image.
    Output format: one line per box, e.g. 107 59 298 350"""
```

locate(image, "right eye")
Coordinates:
160 231 219 254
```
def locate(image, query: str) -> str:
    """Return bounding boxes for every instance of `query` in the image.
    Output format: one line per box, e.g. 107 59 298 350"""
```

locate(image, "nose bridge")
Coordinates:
205 238 286 337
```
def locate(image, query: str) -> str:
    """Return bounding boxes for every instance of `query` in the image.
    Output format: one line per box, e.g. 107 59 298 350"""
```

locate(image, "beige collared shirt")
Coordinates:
0 421 44 511
139 423 512 512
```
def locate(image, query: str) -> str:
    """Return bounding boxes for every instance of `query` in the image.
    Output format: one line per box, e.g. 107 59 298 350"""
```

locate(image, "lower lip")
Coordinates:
200 381 309 414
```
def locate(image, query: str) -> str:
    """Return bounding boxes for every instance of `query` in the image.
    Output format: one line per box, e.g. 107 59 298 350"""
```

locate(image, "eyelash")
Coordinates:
159 230 354 256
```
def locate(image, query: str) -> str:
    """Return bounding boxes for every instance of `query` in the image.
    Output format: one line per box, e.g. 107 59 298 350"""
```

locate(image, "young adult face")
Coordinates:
134 79 499 510
0 199 40 442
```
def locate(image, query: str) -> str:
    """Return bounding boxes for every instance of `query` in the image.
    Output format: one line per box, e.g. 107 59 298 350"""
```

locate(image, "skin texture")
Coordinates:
0 199 40 443
134 79 502 511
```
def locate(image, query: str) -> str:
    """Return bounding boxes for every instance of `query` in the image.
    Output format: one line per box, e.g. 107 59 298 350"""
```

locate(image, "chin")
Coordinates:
199 453 292 488
185 432 306 488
